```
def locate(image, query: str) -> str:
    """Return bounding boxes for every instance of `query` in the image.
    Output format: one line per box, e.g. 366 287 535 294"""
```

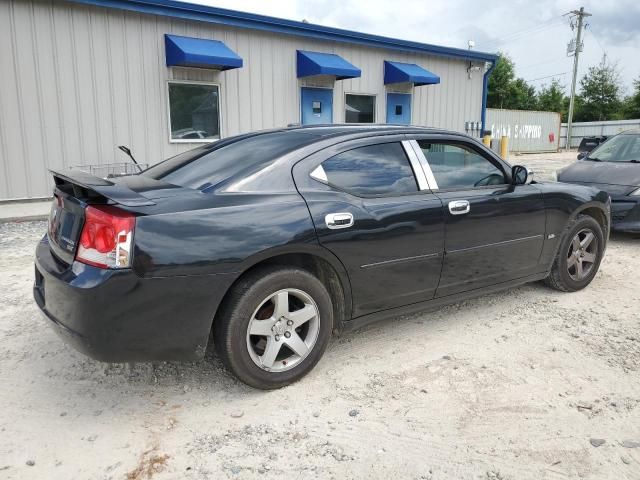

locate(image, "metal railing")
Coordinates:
72 162 147 179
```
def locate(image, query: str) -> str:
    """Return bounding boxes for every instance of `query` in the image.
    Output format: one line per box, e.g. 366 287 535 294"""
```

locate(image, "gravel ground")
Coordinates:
509 150 579 182
1 152 639 480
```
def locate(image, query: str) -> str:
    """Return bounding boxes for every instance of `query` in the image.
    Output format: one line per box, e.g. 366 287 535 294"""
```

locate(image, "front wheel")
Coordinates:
544 214 605 292
213 266 333 389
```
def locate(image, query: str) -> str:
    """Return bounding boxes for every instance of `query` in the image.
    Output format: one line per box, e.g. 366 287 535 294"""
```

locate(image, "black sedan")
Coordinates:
35 125 610 389
558 130 640 232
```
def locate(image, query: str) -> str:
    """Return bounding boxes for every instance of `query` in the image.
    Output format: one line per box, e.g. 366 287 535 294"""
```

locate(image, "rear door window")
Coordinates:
316 142 418 196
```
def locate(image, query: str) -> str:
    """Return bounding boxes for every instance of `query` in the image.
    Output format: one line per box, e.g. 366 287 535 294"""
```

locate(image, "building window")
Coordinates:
345 94 375 123
168 82 220 142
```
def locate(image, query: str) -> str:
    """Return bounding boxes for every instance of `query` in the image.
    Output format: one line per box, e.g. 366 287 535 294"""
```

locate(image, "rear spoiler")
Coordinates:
50 169 156 207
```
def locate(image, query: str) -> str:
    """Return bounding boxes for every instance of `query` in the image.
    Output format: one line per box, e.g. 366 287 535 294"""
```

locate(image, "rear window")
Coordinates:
142 131 314 190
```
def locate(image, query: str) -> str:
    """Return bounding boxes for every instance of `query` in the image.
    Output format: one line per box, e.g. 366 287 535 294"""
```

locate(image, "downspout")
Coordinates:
481 60 496 135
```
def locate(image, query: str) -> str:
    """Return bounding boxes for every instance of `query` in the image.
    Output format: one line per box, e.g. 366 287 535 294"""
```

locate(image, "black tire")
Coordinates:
213 266 333 389
544 214 604 292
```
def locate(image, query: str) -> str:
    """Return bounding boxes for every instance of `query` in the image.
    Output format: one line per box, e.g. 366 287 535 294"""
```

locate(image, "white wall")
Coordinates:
560 119 640 148
0 0 485 199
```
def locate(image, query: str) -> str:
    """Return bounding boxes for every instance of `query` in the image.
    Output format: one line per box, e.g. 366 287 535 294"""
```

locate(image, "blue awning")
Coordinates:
165 34 243 70
297 50 361 80
384 61 440 86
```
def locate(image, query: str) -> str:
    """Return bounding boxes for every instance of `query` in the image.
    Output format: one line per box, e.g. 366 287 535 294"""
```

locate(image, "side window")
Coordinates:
417 141 506 189
316 143 418 196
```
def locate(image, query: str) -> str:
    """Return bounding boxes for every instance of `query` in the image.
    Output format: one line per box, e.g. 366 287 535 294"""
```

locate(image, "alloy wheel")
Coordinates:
567 228 598 281
246 288 320 372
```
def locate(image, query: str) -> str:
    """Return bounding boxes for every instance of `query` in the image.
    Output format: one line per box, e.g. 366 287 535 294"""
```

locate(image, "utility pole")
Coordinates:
565 7 591 151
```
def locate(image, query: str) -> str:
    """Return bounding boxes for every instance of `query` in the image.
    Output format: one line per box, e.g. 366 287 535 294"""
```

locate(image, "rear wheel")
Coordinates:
544 215 604 292
213 266 333 389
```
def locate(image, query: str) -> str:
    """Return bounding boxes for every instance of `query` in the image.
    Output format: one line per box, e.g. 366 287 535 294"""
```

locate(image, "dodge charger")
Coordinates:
34 125 611 389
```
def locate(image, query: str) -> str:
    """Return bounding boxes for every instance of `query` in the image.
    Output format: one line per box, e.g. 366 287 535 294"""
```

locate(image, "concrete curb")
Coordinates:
0 215 49 224
0 200 51 223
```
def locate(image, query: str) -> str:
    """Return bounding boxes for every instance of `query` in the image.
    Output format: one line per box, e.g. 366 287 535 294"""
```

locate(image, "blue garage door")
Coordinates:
386 93 412 125
301 87 333 125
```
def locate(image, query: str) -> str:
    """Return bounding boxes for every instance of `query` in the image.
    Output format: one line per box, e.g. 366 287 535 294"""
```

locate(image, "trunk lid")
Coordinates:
47 169 161 265
47 192 85 265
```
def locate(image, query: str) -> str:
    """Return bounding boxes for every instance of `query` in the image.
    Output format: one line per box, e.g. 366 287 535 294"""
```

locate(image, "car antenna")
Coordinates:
118 145 143 172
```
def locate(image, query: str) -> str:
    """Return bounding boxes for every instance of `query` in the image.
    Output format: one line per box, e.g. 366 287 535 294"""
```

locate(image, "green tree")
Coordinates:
487 53 538 110
575 55 623 121
537 79 566 115
562 94 584 123
508 78 538 110
622 77 640 119
487 54 516 109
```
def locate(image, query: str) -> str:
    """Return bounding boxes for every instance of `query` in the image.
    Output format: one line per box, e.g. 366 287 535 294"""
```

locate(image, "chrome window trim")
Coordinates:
401 140 430 191
407 140 439 190
310 164 328 183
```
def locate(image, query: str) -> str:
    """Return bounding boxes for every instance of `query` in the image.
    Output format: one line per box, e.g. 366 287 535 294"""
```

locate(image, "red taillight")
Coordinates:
76 205 135 269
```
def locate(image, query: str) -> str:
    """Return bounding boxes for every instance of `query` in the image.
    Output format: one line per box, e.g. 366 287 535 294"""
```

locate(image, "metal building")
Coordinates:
0 0 497 200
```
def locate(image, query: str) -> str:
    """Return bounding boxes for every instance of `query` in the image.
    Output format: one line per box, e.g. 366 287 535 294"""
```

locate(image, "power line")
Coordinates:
480 18 564 50
492 17 562 42
518 57 570 72
526 72 569 82
587 28 607 55
484 23 565 50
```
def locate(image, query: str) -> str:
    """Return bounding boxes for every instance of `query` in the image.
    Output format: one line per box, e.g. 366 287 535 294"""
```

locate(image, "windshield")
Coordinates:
142 131 315 190
588 133 640 162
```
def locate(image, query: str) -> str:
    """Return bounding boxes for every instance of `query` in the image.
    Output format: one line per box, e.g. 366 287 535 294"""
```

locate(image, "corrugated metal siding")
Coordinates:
486 109 561 153
560 119 640 148
0 0 485 199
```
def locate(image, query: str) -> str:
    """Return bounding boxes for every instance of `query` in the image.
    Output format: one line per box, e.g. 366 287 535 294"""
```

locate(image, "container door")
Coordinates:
301 87 333 125
386 93 412 125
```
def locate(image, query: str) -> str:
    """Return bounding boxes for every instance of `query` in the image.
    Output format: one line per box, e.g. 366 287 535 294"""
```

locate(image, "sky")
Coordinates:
187 0 640 95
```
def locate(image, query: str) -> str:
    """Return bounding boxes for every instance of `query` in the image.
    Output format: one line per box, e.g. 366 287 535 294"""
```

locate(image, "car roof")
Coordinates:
143 124 478 195
194 124 470 160
281 123 451 138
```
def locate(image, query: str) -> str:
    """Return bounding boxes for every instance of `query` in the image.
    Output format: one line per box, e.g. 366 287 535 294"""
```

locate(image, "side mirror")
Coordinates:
512 165 533 185
577 152 586 160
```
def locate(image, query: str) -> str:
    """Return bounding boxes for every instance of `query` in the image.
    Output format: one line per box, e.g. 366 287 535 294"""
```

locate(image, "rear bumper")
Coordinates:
34 236 234 362
611 197 640 233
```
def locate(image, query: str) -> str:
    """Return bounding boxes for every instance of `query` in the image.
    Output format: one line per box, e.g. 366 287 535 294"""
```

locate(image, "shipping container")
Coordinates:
486 109 561 154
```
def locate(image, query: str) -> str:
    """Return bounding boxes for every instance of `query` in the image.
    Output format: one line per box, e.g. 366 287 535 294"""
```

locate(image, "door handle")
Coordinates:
448 200 470 215
325 212 354 229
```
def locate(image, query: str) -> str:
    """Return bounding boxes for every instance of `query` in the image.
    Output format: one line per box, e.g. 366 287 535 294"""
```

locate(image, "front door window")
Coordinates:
417 141 506 189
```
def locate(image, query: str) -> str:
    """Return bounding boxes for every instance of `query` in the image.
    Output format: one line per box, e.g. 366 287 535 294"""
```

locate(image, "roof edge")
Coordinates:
65 0 498 63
